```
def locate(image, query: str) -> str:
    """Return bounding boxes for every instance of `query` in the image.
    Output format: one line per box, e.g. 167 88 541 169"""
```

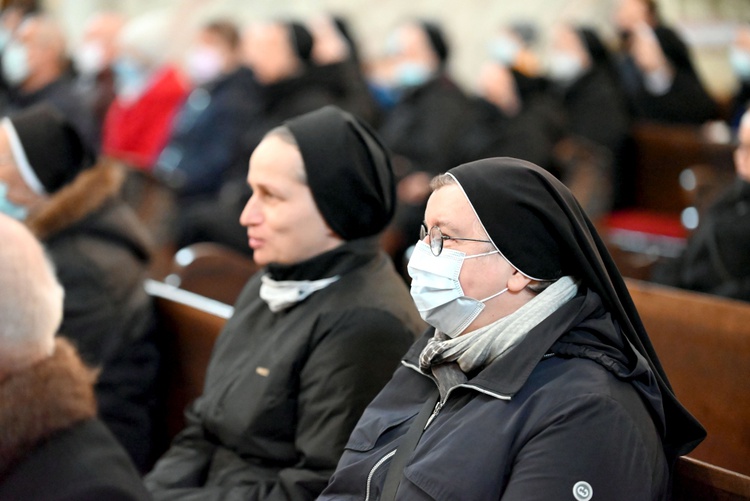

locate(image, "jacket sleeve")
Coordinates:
144 402 218 492
147 308 413 501
500 393 668 501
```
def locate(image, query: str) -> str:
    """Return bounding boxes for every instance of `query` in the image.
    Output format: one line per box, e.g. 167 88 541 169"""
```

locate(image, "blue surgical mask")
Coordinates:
730 47 750 82
113 57 150 101
489 36 521 66
0 181 28 220
394 62 433 88
2 41 30 86
408 241 506 337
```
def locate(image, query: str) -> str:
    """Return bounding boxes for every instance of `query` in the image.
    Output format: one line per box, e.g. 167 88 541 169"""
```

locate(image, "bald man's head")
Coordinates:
0 213 64 380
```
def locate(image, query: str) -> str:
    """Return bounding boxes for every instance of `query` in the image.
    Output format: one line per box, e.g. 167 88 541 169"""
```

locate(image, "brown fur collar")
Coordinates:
26 160 125 241
0 338 98 478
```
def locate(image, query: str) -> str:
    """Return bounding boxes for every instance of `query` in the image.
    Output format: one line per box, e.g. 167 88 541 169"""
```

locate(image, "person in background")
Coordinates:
73 11 126 145
320 157 705 500
175 20 337 254
729 23 750 128
547 24 632 209
0 2 35 107
652 108 750 302
377 20 473 266
0 104 159 472
2 14 95 148
487 22 543 80
0 213 149 501
455 60 560 173
146 105 423 500
308 14 378 125
613 0 717 124
154 19 258 203
101 11 188 171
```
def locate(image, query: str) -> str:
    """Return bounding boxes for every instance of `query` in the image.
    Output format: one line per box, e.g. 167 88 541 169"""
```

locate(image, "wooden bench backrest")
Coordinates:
673 457 750 501
165 242 259 306
146 280 229 439
631 122 735 215
626 279 750 475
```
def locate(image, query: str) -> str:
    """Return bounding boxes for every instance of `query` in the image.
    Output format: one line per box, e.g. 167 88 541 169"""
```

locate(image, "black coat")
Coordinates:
652 179 750 301
617 26 717 125
558 66 630 156
146 239 424 500
155 67 261 199
320 288 670 500
4 75 97 151
29 163 159 472
0 339 148 501
378 75 472 178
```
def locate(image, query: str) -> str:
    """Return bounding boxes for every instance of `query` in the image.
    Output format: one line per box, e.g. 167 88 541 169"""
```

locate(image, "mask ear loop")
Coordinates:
464 249 499 260
479 287 508 303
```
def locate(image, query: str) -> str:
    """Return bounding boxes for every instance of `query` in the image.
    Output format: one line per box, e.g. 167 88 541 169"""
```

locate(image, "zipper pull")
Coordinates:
423 400 443 430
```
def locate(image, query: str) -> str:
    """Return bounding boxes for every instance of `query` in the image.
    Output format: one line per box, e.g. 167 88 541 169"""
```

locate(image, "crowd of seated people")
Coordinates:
0 0 749 499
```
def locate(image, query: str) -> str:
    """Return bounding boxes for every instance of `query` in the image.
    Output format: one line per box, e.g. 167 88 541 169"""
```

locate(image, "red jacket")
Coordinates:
102 66 188 170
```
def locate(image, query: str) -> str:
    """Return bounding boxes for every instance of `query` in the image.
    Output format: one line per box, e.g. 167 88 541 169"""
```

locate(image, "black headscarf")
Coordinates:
287 21 314 62
448 157 706 460
285 106 395 240
5 103 95 194
419 21 449 67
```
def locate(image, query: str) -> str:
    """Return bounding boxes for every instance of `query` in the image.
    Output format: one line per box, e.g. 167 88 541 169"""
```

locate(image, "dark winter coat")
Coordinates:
146 238 424 500
155 67 261 200
4 75 97 151
0 338 149 501
652 179 750 301
320 288 670 500
378 75 472 179
27 162 159 472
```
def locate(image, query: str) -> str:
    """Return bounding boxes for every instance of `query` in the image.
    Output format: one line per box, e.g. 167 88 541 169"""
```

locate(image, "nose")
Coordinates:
239 192 262 227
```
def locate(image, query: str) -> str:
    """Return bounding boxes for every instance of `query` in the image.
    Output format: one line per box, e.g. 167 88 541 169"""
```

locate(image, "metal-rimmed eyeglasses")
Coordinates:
420 223 493 256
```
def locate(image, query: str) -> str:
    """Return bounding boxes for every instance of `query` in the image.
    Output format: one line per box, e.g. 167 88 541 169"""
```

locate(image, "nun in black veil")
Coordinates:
320 157 705 501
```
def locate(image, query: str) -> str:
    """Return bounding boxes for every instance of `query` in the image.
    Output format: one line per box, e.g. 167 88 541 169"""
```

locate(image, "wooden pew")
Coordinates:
630 122 735 215
165 242 259 306
145 279 230 440
627 279 750 476
673 457 750 501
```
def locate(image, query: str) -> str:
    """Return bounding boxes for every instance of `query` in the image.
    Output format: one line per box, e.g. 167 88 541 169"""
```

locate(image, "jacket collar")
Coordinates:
403 288 646 401
265 236 380 282
0 338 97 477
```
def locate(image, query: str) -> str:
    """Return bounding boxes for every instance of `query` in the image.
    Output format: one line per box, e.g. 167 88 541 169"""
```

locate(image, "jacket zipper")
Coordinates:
365 449 397 501
423 400 443 429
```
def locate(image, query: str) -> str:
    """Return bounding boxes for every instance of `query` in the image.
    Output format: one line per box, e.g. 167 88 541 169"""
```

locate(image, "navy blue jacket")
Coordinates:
320 288 670 500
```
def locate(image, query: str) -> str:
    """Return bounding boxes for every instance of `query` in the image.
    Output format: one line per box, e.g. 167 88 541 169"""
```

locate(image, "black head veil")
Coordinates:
448 157 706 461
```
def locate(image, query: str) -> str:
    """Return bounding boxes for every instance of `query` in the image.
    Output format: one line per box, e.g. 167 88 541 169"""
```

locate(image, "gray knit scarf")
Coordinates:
419 276 578 401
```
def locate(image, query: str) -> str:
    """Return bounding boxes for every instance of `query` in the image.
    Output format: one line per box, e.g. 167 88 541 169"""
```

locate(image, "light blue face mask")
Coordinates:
0 181 28 220
112 57 150 101
394 62 433 88
730 47 750 82
2 41 30 86
489 37 521 66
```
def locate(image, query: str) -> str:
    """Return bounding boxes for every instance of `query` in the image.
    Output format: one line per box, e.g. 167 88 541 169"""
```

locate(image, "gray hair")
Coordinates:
0 216 64 378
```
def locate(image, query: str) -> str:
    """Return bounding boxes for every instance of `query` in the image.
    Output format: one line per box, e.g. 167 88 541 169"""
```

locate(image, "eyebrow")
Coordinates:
426 218 461 235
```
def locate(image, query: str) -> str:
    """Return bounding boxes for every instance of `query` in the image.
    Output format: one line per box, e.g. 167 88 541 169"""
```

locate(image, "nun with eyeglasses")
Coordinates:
319 157 705 501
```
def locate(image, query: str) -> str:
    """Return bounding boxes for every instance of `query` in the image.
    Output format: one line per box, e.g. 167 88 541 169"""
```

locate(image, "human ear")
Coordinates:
507 269 532 293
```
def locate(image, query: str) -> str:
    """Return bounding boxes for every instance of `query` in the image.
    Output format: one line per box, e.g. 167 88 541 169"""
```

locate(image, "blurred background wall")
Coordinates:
38 0 750 99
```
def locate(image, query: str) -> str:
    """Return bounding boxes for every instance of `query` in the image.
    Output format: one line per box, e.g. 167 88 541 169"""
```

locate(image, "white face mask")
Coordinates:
0 181 28 220
74 41 106 76
2 41 30 86
408 240 507 338
259 274 340 313
185 45 224 86
730 46 750 82
489 36 521 66
548 50 584 84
